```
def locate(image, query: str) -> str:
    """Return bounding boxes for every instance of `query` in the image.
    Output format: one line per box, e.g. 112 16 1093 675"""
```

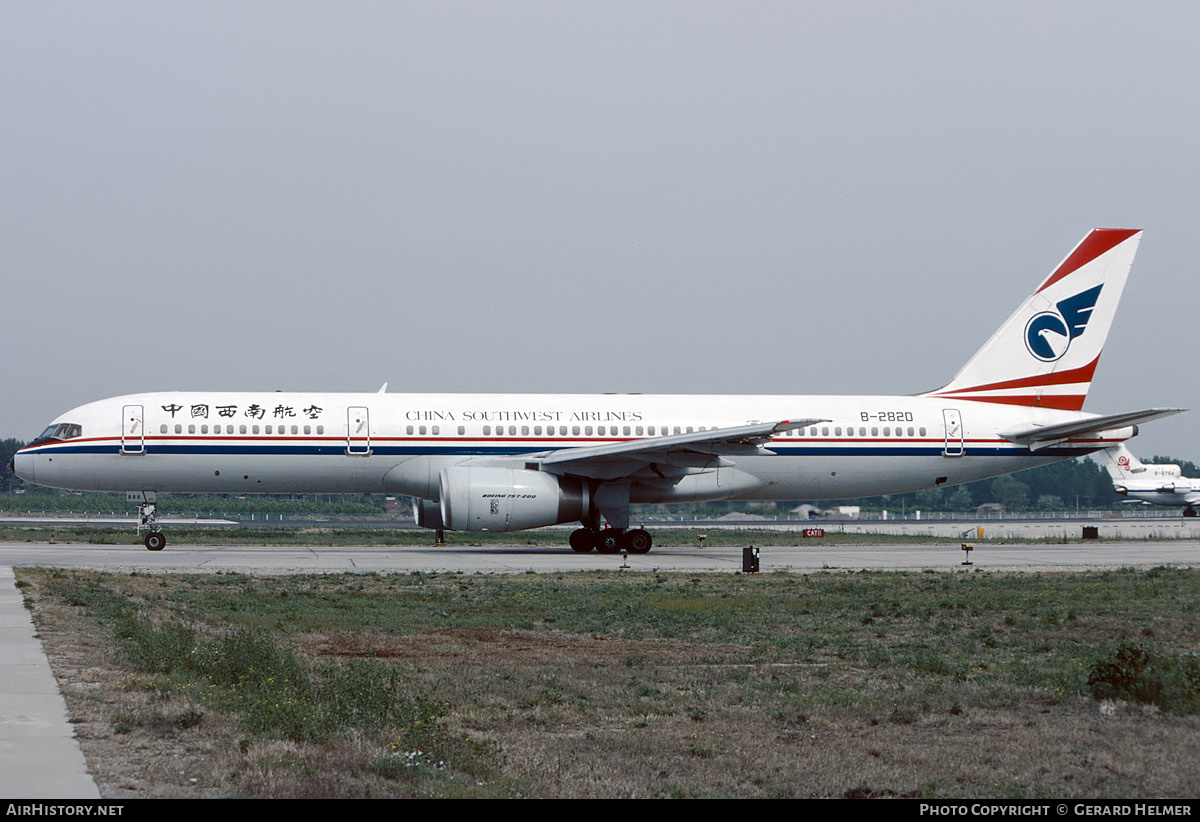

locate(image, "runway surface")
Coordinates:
1 538 1195 575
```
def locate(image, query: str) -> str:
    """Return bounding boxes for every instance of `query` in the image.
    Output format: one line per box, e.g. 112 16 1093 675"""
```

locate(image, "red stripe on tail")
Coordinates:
1037 229 1139 294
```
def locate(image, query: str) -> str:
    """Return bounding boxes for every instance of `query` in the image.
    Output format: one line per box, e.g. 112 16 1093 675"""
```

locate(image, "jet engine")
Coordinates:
437 466 591 532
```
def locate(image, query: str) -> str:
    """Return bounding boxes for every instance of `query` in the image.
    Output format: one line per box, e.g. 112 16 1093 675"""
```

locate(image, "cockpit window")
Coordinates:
34 423 82 442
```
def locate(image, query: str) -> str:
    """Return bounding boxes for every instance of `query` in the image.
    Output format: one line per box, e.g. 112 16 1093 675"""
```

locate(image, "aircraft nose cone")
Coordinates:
11 451 33 484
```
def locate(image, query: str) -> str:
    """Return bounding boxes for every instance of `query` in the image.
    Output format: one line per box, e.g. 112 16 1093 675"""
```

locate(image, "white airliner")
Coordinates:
12 228 1183 552
1101 444 1200 516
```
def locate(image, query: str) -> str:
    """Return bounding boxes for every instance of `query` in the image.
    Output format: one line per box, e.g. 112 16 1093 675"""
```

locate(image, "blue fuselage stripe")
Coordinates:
21 440 1098 460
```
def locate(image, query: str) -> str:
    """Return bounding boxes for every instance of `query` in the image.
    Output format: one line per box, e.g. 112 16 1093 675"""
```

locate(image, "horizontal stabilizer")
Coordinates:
1000 408 1185 451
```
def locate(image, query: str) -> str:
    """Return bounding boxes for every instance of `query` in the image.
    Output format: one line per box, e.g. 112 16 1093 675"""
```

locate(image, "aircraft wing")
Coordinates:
1000 408 1185 451
535 418 828 478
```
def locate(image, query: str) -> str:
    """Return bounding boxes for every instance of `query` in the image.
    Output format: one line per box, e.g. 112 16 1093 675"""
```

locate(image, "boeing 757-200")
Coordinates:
12 229 1183 552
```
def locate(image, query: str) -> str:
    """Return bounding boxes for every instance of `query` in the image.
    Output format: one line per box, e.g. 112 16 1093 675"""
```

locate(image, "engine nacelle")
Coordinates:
439 466 590 532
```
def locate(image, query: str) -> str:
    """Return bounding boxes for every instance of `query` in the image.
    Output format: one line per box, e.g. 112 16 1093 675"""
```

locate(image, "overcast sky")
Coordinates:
3 2 1198 459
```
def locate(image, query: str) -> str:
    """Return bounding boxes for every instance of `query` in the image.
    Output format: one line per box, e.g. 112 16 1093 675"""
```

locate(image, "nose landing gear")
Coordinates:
143 529 166 551
131 491 166 551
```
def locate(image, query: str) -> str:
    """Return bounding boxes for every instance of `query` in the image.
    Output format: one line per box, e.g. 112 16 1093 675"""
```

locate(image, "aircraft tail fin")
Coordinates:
924 229 1142 411
1100 444 1144 482
1101 443 1183 483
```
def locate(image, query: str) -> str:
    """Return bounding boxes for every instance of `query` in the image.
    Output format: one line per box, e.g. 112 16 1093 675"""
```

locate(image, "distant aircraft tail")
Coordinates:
924 229 1142 411
1100 443 1181 483
1100 444 1145 482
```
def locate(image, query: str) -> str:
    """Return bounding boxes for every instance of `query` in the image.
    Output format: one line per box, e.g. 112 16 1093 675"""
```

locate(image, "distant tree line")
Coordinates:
1 439 23 493
639 456 1171 518
864 456 1120 513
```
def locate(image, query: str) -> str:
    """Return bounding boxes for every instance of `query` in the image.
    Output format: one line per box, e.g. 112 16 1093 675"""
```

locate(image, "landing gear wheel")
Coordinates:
144 531 166 551
1185 507 1197 518
596 529 623 554
623 528 653 554
569 528 596 553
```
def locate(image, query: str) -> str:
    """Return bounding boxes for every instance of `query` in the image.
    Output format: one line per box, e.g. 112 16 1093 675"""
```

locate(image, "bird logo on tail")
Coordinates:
1023 284 1103 362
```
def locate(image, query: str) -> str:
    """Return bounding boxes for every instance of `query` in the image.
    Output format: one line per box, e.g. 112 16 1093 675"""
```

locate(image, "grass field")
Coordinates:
15 565 1200 798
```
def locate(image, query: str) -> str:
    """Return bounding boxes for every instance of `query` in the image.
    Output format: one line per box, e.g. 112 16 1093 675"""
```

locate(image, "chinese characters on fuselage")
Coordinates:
161 403 324 420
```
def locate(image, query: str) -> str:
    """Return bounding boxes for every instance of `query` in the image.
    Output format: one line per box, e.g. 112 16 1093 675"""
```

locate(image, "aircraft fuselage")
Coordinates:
15 390 1125 503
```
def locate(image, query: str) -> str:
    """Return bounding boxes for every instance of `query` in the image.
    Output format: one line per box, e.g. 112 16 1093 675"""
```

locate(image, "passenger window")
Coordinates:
919 427 926 436
623 426 631 436
252 425 260 434
821 427 829 436
160 425 168 434
174 424 182 434
522 426 530 436
834 427 842 436
457 426 465 436
304 425 312 435
432 426 439 435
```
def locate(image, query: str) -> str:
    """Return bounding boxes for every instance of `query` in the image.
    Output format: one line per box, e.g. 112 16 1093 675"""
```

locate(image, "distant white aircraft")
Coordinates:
1101 443 1200 516
12 229 1183 551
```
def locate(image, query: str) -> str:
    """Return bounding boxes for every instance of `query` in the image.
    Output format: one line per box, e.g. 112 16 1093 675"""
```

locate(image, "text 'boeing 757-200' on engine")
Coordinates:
12 229 1183 551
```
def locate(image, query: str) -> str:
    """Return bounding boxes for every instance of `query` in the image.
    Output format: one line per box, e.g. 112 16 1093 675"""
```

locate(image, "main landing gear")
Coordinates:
569 527 653 554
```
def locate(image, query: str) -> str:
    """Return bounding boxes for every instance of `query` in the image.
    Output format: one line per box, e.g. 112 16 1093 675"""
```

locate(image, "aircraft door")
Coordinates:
347 406 371 455
942 409 964 457
121 405 145 455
